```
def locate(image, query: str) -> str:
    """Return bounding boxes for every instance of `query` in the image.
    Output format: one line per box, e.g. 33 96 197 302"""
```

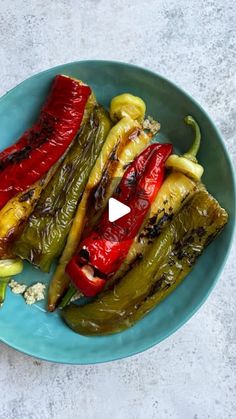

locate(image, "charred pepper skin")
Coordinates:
61 189 228 335
14 106 112 272
0 75 91 210
66 143 173 297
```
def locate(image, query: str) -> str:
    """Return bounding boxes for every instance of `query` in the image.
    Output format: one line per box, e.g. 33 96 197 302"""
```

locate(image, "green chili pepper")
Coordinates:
58 284 77 309
14 106 112 272
61 188 228 335
165 116 204 181
0 277 10 307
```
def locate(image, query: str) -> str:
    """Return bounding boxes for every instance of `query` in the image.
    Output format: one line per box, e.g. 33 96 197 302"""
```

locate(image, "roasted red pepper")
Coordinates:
0 75 91 209
66 143 173 296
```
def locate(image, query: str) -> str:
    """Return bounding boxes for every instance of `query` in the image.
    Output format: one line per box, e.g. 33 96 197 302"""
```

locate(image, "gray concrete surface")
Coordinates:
0 1 235 418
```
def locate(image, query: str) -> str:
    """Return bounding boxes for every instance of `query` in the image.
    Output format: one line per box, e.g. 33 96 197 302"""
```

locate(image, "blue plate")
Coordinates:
0 61 235 364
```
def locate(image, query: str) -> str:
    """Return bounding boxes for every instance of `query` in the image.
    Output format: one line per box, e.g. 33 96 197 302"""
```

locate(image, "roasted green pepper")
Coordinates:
0 278 9 306
113 172 197 281
61 189 228 335
14 106 112 272
0 163 61 259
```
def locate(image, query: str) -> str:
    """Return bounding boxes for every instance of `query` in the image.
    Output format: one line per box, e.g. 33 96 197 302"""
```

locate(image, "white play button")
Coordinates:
108 197 131 222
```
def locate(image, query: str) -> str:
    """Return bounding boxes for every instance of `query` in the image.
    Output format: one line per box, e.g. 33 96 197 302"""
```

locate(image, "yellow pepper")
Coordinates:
110 93 146 123
0 258 23 306
0 258 23 277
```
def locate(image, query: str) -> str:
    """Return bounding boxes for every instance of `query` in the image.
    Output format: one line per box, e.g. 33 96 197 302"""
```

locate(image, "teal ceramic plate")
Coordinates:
0 61 235 364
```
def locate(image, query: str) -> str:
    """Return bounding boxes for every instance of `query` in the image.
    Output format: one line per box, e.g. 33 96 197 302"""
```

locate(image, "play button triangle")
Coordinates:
108 197 131 222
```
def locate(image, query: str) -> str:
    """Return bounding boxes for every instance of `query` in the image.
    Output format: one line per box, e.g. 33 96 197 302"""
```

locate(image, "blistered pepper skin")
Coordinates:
61 189 228 335
0 75 91 210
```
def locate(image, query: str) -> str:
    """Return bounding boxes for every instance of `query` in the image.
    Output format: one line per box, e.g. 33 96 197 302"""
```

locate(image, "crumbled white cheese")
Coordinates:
143 116 161 135
23 283 46 305
9 279 27 295
70 290 83 302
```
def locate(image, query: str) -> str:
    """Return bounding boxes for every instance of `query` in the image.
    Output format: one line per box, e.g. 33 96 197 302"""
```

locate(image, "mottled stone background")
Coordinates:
0 1 235 418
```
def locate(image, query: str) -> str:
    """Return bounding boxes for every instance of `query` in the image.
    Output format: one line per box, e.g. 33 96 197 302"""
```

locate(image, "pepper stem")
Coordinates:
0 277 10 307
59 284 77 309
183 116 201 163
